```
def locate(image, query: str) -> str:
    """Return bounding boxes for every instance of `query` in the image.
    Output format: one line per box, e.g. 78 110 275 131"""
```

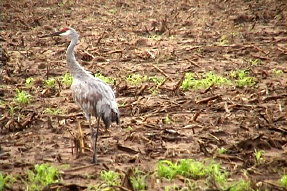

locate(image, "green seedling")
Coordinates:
177 159 207 179
254 150 264 164
8 105 17 116
206 163 228 188
163 114 172 124
217 147 227 154
26 164 60 191
130 168 147 191
249 58 261 66
218 35 229 46
60 72 73 87
87 184 101 191
181 72 195 91
25 77 34 88
279 174 287 189
156 159 208 180
95 73 115 85
108 8 117 14
230 70 255 87
156 160 179 180
148 34 162 40
156 159 230 189
14 89 31 105
118 101 127 107
43 108 63 115
126 74 148 86
148 87 159 95
272 69 283 76
181 72 231 90
126 126 133 131
0 172 15 191
148 76 165 87
0 100 4 106
44 78 56 89
99 170 121 186
164 185 181 191
229 179 251 191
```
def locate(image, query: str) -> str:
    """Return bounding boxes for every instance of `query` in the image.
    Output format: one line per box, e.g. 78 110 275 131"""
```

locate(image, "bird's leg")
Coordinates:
92 117 100 163
89 118 96 163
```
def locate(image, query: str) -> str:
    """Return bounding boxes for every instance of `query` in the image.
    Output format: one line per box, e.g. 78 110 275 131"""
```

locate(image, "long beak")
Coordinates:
39 31 62 38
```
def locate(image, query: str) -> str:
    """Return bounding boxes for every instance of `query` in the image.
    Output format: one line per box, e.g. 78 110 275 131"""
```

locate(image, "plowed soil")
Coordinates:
1 0 287 190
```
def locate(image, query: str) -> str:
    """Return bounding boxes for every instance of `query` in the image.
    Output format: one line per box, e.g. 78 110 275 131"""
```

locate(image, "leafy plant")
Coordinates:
25 77 34 88
148 34 162 40
0 172 15 191
130 168 147 191
86 184 101 191
156 160 179 180
60 72 73 87
43 108 63 115
254 150 264 164
181 72 195 90
271 69 283 76
248 58 261 66
279 174 287 189
26 164 60 191
99 170 121 186
181 72 231 90
156 159 231 189
8 105 17 116
108 8 117 14
163 114 172 124
126 74 148 86
44 78 56 89
217 147 227 154
229 179 251 191
0 100 4 106
148 76 165 87
156 159 208 180
95 73 115 85
230 70 255 87
206 163 228 188
218 35 229 46
14 89 31 105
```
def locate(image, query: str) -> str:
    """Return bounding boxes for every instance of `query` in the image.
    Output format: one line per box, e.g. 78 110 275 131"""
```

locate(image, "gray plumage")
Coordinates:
47 27 119 163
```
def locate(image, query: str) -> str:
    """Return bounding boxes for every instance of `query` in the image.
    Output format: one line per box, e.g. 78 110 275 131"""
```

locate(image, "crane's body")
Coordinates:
43 27 119 163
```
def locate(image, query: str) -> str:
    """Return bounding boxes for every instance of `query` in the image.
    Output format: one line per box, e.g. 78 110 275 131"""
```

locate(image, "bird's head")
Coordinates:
41 27 78 39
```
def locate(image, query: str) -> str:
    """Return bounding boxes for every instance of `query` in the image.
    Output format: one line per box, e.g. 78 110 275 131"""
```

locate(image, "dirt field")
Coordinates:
1 0 287 190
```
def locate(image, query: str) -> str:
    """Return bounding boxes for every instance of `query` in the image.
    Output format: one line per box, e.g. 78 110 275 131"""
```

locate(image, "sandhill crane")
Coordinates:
42 27 120 163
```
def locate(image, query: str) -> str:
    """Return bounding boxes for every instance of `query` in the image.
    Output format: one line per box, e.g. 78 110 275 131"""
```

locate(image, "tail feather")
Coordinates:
101 106 120 128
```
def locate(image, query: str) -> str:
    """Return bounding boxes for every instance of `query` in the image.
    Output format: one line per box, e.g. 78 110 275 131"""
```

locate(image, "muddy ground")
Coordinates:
1 0 287 190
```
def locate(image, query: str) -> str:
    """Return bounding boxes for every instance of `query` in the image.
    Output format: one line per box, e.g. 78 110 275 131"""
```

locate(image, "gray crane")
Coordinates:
42 27 120 163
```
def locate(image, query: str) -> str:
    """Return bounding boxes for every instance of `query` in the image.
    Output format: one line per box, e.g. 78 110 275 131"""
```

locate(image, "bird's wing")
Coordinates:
71 77 118 118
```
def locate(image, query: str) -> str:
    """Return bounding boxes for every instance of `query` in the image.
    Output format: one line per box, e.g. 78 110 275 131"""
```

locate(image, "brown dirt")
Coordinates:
1 0 287 190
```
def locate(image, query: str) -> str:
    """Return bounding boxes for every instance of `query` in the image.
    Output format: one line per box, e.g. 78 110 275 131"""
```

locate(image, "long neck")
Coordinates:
66 35 88 78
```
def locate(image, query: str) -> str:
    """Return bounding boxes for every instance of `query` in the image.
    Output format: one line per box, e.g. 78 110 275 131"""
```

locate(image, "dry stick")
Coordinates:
63 163 97 173
21 112 36 127
95 32 107 45
185 58 201 68
46 63 49 80
152 64 174 82
136 84 148 95
173 73 185 92
192 111 201 122
196 95 221 104
77 120 85 153
112 186 133 191
262 94 287 101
